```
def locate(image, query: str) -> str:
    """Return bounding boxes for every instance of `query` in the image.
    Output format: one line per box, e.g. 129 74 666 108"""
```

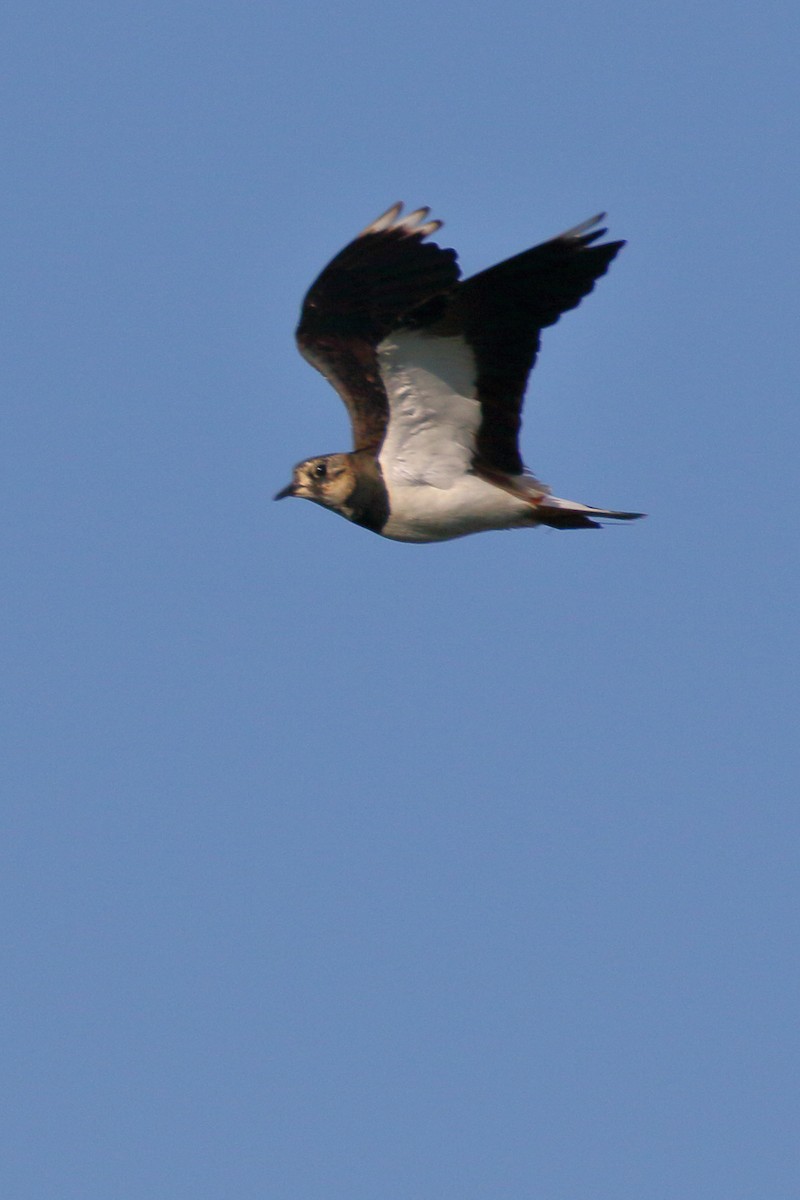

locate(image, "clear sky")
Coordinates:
4 2 798 1197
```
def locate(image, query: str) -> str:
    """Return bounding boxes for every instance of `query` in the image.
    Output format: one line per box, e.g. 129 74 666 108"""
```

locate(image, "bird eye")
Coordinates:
314 462 328 479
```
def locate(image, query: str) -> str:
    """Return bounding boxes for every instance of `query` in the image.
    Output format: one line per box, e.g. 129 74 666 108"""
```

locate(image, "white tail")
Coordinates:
536 495 645 529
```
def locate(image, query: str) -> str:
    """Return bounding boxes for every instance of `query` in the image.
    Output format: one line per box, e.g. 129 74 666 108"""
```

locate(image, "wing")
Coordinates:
377 215 625 486
296 204 461 454
457 214 625 476
376 326 484 489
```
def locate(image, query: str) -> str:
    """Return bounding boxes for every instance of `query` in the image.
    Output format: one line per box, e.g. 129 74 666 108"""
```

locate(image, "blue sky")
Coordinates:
3 2 798 1196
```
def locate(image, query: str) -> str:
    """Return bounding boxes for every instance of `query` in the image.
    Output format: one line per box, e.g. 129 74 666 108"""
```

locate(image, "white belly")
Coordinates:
380 474 535 543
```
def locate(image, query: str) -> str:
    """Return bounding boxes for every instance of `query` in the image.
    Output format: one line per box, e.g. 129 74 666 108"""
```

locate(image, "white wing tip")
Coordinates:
558 212 608 240
359 202 404 235
359 202 443 239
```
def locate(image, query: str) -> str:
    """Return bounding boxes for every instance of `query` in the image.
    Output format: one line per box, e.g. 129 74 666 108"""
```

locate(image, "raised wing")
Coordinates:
456 214 625 476
376 215 625 487
296 204 460 454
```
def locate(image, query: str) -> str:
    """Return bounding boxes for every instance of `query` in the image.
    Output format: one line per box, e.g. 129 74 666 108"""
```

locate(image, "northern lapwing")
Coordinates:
276 203 643 542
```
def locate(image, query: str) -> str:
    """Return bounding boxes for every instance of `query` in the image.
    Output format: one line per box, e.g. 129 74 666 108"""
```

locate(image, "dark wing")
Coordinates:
296 203 461 454
425 215 625 476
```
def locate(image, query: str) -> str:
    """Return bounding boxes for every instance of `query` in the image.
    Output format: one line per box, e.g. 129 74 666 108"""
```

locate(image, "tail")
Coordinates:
535 495 645 530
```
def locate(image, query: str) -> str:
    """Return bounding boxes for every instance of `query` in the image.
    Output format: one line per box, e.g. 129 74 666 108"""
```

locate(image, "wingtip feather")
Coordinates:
359 202 443 240
359 203 404 236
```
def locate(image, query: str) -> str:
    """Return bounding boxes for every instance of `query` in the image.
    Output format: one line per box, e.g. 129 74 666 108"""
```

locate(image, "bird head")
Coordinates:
274 453 356 516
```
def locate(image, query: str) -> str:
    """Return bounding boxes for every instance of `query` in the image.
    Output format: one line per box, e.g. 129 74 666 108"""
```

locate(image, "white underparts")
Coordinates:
376 328 543 542
380 472 537 542
377 330 481 489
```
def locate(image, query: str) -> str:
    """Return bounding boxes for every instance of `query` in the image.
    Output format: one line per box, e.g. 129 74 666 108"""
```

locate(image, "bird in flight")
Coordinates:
275 203 643 542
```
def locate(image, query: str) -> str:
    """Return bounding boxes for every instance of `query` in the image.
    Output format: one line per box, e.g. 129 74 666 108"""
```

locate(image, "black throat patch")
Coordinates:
345 453 390 533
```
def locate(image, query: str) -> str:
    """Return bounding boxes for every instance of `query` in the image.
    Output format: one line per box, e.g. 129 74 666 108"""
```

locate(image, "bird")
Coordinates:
275 203 643 542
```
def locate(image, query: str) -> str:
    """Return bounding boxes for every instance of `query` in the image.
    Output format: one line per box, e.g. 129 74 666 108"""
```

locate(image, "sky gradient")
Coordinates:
4 2 799 1197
